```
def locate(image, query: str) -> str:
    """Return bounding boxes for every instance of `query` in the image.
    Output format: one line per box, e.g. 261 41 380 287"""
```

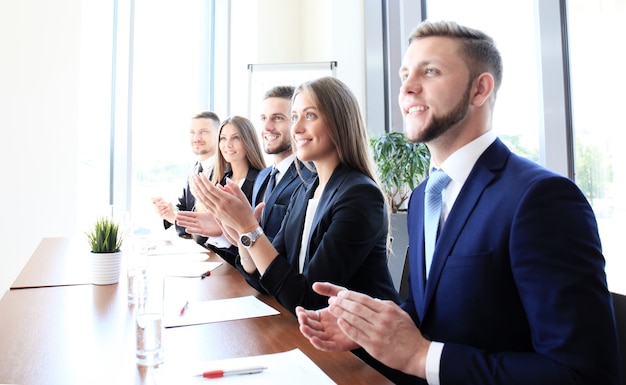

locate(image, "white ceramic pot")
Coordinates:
91 251 122 285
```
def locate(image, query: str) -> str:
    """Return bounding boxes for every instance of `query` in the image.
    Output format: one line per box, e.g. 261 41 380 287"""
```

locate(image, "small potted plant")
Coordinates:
370 130 430 295
86 216 124 285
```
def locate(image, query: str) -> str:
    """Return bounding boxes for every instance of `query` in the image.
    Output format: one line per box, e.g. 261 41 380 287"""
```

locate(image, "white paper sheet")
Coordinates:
159 348 336 384
163 261 222 277
164 295 280 328
148 238 209 256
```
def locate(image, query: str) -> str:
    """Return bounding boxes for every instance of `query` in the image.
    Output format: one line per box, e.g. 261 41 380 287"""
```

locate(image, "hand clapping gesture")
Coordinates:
296 282 431 379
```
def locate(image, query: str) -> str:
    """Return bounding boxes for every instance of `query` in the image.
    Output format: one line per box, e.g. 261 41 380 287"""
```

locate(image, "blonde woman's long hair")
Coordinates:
292 77 392 251
211 116 266 184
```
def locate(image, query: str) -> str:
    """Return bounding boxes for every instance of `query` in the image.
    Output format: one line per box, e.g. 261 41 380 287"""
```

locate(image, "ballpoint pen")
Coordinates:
201 270 211 279
179 301 189 316
197 366 267 379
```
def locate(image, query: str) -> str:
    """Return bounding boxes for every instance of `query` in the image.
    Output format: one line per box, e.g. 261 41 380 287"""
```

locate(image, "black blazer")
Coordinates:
251 161 314 242
239 163 400 313
223 167 259 202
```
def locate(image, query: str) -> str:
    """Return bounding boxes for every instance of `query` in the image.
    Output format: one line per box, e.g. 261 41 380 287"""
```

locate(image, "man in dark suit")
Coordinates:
151 111 220 244
251 85 313 242
296 20 621 384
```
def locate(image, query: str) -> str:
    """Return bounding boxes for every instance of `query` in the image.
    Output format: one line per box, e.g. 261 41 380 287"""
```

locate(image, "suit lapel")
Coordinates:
310 164 347 227
301 164 348 268
286 176 318 267
252 167 271 207
407 183 427 318
261 163 298 225
265 163 297 207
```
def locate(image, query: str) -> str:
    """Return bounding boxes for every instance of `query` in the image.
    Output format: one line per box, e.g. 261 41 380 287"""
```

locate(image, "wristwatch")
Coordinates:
239 226 264 249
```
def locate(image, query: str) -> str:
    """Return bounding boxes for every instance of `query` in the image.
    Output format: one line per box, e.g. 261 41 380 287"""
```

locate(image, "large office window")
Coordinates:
77 0 218 236
426 0 541 162
128 0 216 234
568 0 626 294
77 1 116 232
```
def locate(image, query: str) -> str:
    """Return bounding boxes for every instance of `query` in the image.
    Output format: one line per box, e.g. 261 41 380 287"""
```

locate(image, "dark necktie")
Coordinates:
265 167 278 199
424 169 451 279
197 163 203 174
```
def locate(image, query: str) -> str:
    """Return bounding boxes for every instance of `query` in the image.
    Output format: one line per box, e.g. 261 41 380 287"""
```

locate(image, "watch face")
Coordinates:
240 235 252 247
240 227 263 249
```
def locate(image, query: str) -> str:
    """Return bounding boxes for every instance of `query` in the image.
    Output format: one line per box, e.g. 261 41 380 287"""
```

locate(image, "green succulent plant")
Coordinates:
86 216 124 253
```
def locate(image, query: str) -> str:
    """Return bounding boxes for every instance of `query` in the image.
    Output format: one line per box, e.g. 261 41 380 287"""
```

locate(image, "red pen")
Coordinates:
199 365 267 379
179 301 189 316
201 270 211 279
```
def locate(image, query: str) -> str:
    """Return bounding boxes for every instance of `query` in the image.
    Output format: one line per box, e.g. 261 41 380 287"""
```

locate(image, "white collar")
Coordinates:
273 153 296 176
438 130 497 186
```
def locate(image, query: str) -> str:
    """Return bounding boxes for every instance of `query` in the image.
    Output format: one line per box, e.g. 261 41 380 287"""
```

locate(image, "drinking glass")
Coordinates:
127 236 149 305
135 270 164 367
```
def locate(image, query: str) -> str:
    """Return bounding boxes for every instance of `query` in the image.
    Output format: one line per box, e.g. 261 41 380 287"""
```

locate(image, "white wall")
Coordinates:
0 0 82 296
229 0 366 117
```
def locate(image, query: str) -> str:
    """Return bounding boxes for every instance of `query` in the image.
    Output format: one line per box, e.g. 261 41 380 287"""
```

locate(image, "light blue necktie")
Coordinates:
424 169 451 278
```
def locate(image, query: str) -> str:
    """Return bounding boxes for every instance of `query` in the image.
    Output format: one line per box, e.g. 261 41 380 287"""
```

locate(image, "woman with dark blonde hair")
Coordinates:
189 77 400 312
186 115 265 266
211 115 266 189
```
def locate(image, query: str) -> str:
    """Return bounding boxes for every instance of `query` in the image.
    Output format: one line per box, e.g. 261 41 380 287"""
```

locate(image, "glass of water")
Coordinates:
127 236 149 305
135 269 164 367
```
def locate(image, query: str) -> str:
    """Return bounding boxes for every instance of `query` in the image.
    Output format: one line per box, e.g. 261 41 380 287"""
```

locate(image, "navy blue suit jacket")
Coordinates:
403 139 620 384
251 161 314 242
239 163 400 313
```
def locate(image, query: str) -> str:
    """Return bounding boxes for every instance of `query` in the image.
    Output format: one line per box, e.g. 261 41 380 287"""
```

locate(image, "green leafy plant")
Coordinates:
86 216 124 253
370 131 430 212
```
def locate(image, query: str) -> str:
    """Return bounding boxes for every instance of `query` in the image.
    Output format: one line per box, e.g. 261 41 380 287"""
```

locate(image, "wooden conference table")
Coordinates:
0 237 392 384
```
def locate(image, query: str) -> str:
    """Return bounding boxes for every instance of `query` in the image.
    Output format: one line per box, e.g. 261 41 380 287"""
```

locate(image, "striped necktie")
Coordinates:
424 169 451 278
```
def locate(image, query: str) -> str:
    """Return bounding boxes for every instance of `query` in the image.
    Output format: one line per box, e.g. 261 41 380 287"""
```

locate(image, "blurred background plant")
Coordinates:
370 131 431 212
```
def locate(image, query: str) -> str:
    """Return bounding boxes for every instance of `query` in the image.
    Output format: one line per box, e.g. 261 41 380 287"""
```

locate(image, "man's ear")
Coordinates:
471 72 495 107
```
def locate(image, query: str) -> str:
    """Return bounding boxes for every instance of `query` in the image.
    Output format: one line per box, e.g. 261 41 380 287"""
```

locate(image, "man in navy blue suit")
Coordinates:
296 20 621 384
251 85 313 242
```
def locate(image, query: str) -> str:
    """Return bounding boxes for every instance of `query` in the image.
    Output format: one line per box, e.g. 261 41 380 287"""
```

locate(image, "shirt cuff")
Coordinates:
205 234 232 249
425 341 444 385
